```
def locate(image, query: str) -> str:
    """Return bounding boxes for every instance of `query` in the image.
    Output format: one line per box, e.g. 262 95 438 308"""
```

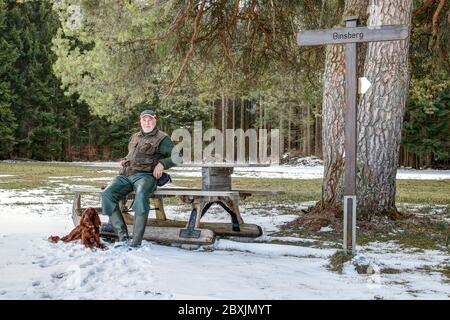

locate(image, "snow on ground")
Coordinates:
0 186 448 300
49 176 113 183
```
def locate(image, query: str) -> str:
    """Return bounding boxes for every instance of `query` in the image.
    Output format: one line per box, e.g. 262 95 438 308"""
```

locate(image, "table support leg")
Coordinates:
179 206 201 239
200 200 241 232
216 202 240 232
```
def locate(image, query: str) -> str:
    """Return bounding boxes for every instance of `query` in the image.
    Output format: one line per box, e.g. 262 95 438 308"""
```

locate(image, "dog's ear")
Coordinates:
79 209 88 226
94 212 101 228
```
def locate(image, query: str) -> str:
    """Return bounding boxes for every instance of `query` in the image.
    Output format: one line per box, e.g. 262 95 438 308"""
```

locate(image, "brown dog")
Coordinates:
49 207 106 249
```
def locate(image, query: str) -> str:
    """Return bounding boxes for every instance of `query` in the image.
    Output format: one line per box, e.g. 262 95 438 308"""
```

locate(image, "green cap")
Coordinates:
140 109 156 118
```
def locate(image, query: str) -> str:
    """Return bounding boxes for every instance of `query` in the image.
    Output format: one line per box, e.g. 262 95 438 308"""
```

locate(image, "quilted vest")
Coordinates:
122 129 168 176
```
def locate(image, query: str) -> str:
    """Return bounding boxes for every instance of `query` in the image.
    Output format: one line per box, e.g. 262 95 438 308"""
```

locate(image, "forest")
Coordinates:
0 0 448 169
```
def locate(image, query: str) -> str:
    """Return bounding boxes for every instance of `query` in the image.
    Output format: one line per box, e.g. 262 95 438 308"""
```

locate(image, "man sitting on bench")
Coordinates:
101 108 179 247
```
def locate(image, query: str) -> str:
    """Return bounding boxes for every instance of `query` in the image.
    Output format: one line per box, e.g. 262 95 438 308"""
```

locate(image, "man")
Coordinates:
101 109 178 247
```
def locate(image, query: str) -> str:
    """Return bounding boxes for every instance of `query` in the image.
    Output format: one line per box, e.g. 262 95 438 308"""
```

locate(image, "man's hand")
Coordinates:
118 160 128 167
153 163 164 179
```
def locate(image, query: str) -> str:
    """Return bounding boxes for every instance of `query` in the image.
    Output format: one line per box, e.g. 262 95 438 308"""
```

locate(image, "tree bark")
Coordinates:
321 0 369 210
211 100 215 128
321 0 412 217
240 97 244 130
232 96 235 131
279 108 284 155
314 110 322 158
221 93 226 154
356 0 412 216
306 105 311 155
288 104 292 151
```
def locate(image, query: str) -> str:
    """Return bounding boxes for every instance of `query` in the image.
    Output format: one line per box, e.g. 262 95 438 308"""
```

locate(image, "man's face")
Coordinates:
140 115 156 133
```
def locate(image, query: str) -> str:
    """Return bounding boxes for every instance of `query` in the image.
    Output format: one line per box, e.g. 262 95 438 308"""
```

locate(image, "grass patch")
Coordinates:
232 178 322 203
351 211 449 251
380 268 402 274
0 162 115 190
328 251 353 273
1 162 449 205
0 178 44 189
276 204 449 251
397 180 450 204
439 265 450 281
416 265 450 282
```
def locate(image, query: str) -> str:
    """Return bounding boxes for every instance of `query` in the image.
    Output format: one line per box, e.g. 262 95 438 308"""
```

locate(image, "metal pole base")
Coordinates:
343 195 357 254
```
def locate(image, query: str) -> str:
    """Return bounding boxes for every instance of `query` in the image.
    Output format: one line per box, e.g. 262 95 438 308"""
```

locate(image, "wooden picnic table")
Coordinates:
71 163 284 243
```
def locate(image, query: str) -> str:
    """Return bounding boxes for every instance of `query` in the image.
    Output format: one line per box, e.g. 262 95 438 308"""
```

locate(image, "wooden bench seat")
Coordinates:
70 187 284 197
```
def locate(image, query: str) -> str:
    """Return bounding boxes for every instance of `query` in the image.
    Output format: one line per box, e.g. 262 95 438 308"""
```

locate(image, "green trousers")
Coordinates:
101 172 157 217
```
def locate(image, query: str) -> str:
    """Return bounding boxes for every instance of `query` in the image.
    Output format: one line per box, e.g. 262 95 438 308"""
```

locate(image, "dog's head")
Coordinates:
80 207 101 229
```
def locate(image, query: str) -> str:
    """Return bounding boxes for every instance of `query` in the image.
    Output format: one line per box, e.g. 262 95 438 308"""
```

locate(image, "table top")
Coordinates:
176 163 270 168
70 186 284 195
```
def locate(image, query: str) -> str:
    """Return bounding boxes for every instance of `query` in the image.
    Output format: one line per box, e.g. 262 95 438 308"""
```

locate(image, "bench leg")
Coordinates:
152 196 167 221
193 200 203 228
223 196 244 225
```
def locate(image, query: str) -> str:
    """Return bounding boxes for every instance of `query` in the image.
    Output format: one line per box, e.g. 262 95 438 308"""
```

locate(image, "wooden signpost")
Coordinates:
297 16 409 254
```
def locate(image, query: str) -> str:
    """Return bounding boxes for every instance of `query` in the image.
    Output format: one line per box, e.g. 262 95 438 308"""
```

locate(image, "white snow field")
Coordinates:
0 185 448 300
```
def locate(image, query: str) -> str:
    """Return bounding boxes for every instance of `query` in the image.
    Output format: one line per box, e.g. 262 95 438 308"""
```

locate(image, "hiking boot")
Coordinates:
130 213 149 247
110 209 129 242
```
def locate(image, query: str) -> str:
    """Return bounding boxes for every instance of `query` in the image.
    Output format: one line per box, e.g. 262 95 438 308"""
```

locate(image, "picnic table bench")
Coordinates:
71 163 284 244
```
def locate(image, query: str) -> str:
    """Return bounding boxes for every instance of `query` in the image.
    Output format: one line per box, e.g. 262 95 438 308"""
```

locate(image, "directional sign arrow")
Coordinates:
358 77 372 94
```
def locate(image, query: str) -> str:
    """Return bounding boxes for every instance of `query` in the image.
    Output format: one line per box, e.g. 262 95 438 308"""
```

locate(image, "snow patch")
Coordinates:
0 188 449 299
319 226 334 232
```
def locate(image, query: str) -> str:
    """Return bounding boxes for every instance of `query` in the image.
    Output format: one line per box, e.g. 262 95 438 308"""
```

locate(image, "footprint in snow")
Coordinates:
32 281 41 287
79 260 95 268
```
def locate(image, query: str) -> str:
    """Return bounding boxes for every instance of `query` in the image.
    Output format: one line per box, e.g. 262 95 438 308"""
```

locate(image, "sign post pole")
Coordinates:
343 16 358 254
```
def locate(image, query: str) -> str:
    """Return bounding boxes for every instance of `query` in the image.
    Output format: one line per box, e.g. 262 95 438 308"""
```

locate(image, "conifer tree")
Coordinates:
0 0 18 159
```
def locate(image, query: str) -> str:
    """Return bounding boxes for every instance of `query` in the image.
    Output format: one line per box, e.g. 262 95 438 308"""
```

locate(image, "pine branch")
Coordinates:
413 0 435 16
429 0 446 50
163 0 206 99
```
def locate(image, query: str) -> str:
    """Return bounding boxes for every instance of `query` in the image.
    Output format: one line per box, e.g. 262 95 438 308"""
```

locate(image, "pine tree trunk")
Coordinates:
221 93 226 153
211 100 215 128
301 106 307 155
356 0 412 216
279 110 284 155
321 0 370 210
315 111 322 158
67 129 71 161
288 104 292 151
321 0 412 216
232 96 235 131
240 97 244 130
306 105 311 155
